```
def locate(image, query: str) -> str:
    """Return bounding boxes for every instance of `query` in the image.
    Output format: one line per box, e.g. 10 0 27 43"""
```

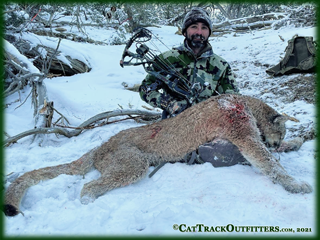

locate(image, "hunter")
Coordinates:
139 7 246 167
139 7 239 119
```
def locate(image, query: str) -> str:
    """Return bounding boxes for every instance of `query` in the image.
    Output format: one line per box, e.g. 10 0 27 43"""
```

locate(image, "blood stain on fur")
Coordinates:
150 126 162 139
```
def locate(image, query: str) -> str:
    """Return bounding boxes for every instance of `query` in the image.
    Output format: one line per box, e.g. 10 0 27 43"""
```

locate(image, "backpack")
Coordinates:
266 35 317 76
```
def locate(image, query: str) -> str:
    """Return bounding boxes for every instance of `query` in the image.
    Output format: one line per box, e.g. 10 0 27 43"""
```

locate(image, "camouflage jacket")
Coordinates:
139 40 239 111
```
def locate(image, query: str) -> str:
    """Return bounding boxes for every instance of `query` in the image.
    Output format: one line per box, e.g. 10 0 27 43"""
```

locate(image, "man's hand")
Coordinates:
166 99 189 116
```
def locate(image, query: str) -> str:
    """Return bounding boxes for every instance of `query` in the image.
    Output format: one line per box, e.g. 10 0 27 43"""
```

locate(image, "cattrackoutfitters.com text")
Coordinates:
173 224 300 233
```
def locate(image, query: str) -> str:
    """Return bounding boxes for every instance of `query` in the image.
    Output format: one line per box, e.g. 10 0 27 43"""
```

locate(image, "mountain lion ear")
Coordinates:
271 114 289 124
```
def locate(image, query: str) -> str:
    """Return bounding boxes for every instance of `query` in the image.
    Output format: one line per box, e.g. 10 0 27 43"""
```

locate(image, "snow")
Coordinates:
4 23 316 236
4 39 40 74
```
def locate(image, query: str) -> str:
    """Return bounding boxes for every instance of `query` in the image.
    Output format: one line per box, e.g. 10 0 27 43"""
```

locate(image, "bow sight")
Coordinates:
119 27 203 104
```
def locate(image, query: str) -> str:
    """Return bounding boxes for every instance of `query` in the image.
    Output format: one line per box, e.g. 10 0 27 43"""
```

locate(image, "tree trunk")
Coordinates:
215 3 232 20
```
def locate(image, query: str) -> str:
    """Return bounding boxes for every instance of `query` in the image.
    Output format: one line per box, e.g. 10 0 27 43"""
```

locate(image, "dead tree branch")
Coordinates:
4 109 161 146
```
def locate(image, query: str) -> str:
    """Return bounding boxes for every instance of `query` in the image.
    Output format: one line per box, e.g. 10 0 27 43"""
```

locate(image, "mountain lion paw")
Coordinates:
80 195 95 205
284 180 313 194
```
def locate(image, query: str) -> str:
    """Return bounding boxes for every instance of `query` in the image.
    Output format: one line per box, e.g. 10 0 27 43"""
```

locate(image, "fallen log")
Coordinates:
212 12 287 32
5 34 91 76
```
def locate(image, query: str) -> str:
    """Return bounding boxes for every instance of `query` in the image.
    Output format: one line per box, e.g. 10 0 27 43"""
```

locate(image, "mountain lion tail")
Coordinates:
4 148 96 217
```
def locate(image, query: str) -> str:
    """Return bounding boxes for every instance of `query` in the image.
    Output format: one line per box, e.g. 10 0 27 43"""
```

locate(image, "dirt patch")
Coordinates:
270 74 316 104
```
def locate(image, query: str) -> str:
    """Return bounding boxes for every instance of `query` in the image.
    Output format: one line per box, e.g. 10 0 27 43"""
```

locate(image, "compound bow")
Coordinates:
119 27 203 105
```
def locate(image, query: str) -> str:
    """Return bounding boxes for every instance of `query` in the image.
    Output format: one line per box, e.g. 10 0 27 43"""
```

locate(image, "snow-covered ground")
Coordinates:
4 22 316 236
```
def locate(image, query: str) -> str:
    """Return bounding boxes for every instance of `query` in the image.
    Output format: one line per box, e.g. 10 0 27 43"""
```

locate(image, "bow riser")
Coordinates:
120 27 204 104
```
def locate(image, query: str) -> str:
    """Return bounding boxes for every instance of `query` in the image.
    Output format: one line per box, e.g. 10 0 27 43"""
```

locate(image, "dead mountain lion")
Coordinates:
4 94 312 216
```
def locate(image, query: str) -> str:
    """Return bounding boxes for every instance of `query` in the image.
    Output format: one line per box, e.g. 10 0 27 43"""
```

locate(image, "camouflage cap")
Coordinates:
182 7 212 36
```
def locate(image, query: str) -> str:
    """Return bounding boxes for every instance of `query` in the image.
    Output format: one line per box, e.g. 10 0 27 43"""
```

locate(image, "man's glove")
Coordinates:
166 99 189 116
